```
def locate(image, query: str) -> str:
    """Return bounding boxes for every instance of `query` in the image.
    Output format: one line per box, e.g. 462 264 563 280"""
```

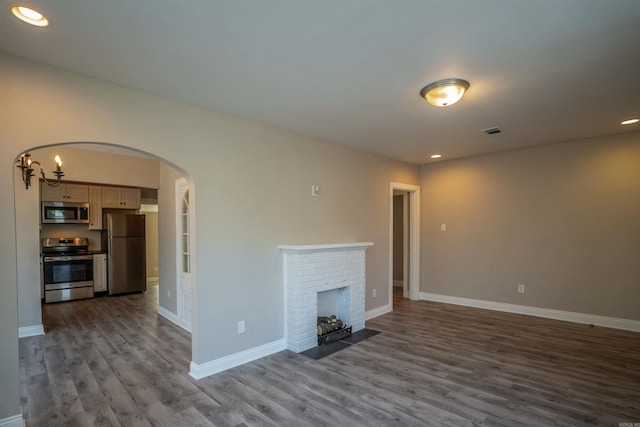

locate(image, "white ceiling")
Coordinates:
2 0 639 164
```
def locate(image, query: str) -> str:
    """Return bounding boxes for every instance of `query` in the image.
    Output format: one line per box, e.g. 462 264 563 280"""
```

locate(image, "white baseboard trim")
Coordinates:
157 305 179 324
157 306 192 333
365 303 392 321
189 339 286 380
0 414 24 427
420 292 640 333
18 324 44 338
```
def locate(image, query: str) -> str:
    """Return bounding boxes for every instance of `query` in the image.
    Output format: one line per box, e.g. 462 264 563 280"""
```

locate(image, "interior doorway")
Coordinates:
389 182 420 305
392 191 409 299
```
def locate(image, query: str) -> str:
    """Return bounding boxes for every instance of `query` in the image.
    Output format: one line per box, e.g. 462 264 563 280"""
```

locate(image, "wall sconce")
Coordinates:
16 153 64 189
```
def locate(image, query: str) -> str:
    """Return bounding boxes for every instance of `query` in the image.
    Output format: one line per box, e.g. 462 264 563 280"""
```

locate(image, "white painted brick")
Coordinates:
283 244 370 353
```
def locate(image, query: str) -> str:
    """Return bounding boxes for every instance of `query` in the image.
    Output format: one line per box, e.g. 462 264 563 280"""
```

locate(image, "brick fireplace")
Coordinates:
279 242 373 353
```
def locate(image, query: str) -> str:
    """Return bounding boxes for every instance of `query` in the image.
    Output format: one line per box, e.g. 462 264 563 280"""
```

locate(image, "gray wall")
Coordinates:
157 163 184 314
1 53 419 420
143 210 159 280
420 133 640 320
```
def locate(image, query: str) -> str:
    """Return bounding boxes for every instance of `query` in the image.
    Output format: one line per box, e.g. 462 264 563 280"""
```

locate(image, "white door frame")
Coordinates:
176 178 194 332
402 191 410 298
389 182 420 302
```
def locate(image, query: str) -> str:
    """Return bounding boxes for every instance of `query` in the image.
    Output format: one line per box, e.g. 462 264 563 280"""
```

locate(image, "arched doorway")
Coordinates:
13 142 195 354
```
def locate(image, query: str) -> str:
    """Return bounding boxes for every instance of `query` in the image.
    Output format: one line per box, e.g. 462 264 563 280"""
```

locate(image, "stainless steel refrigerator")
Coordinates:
102 213 146 295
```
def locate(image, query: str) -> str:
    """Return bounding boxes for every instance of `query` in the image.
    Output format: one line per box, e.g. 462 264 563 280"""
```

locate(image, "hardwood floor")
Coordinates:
19 286 640 426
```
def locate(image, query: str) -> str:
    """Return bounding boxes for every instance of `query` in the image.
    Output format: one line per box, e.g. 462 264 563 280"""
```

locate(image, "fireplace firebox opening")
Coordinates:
317 287 352 345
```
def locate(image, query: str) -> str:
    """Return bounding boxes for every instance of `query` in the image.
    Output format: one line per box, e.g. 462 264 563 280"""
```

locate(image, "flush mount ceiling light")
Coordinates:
420 78 470 107
430 154 442 159
621 118 639 125
11 5 49 27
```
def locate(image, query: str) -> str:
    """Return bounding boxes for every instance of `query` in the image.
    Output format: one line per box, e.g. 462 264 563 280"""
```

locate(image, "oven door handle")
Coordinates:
44 255 94 262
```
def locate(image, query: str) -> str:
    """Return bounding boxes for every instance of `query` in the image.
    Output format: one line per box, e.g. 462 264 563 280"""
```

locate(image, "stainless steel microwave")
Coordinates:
41 202 90 224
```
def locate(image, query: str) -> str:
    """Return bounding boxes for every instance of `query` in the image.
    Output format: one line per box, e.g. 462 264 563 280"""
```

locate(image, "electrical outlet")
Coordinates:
372 288 377 298
167 289 171 298
518 284 525 294
238 320 246 334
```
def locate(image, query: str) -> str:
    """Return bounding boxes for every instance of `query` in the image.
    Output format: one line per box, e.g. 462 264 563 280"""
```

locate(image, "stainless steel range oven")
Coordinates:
42 237 94 303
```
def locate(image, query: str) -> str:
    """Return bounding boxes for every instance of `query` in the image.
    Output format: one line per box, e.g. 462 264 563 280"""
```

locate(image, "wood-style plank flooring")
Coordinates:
19 285 640 426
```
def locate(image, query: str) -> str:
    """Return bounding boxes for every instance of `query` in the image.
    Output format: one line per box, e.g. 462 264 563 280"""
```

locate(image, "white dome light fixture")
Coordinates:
420 78 470 107
11 5 49 27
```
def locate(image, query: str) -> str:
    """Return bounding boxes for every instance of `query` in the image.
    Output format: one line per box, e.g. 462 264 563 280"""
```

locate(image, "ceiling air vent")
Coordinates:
482 127 502 135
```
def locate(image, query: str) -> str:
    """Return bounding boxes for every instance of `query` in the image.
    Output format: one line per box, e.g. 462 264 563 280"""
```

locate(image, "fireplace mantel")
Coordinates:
279 242 373 251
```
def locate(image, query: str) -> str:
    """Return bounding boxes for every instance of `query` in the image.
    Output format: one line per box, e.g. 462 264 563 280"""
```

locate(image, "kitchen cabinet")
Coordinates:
93 254 108 292
41 182 89 202
88 185 103 230
102 186 141 209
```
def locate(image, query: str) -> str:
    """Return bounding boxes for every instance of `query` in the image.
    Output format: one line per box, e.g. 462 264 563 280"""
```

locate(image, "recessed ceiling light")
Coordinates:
420 78 470 107
11 5 49 27
430 154 442 159
621 118 639 125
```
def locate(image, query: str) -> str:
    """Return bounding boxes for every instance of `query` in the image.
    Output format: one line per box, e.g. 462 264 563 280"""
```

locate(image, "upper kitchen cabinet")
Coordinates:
102 186 141 209
41 182 89 203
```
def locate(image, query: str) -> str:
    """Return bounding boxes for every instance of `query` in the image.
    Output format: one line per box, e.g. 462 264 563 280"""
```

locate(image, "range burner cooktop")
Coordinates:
41 237 89 255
